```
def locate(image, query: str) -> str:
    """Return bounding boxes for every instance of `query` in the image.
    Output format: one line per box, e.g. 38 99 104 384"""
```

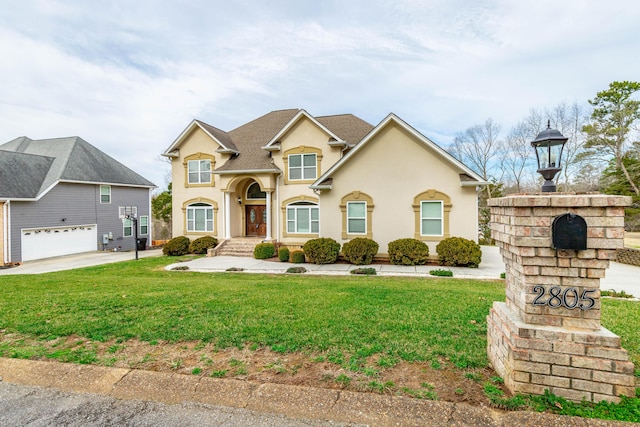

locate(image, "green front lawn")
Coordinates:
0 256 638 422
0 257 638 368
0 257 506 368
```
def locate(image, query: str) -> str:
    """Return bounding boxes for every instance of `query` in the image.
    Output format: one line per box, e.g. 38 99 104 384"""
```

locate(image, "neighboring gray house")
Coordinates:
0 136 155 263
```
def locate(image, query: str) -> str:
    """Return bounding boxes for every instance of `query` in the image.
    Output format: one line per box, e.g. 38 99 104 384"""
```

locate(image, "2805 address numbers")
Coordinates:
532 286 596 311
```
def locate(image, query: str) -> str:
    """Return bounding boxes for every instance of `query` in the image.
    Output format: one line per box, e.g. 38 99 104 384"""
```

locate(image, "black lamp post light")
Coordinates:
531 120 568 192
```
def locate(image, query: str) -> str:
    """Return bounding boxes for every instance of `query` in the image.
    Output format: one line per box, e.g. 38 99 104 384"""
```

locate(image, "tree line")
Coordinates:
449 81 640 234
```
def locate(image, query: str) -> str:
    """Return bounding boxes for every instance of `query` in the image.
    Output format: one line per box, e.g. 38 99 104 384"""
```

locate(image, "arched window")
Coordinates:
286 202 319 234
187 203 213 232
246 182 266 199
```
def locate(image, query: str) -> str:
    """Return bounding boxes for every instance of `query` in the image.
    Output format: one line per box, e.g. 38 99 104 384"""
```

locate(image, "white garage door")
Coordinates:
21 225 97 262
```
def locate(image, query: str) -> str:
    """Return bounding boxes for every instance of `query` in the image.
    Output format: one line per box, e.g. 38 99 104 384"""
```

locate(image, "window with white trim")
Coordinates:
123 218 133 237
100 185 111 204
187 159 211 184
286 202 319 234
346 201 366 234
187 203 213 232
139 215 148 235
420 201 443 236
288 153 317 180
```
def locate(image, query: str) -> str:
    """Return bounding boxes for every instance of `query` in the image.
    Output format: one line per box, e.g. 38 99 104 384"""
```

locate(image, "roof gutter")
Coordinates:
461 180 490 187
161 150 179 158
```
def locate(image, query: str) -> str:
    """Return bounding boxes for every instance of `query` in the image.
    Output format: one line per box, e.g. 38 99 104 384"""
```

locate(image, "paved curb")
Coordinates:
0 358 630 426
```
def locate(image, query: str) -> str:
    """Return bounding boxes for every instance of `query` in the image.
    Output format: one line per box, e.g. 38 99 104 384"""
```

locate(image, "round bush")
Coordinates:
254 242 276 259
162 236 191 256
387 238 429 266
342 237 379 265
436 237 482 268
189 236 218 254
291 250 306 263
278 247 290 262
302 238 341 264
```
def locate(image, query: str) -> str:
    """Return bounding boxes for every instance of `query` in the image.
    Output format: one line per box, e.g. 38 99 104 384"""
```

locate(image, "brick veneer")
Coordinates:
487 194 635 403
616 247 640 267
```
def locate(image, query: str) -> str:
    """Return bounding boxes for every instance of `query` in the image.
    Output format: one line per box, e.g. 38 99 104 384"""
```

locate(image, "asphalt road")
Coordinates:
0 382 358 427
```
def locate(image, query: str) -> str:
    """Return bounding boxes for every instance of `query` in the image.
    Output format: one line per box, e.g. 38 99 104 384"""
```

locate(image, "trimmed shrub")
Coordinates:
254 242 276 259
189 236 218 254
436 237 482 268
278 247 290 262
429 269 453 277
387 238 429 266
291 250 306 263
162 236 191 256
350 267 377 275
342 237 379 265
303 238 341 264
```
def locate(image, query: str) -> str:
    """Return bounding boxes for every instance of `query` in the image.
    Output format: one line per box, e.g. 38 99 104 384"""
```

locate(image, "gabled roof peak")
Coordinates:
310 113 488 190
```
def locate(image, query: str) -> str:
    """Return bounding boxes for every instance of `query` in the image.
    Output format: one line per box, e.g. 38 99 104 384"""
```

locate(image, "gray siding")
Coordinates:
10 183 150 262
97 185 151 252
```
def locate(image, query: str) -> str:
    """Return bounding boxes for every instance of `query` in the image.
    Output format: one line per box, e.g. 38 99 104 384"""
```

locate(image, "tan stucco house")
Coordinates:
162 109 487 256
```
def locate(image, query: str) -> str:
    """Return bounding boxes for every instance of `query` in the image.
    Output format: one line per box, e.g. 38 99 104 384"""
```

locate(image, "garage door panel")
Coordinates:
22 225 97 261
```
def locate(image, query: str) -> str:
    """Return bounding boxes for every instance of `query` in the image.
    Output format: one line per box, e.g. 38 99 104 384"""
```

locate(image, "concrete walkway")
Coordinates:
0 358 630 427
166 245 506 279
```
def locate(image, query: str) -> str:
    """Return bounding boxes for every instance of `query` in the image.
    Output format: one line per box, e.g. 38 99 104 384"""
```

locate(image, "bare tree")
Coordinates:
450 118 502 199
501 122 533 193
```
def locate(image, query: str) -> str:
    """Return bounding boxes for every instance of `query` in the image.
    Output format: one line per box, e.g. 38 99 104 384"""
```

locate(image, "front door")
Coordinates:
246 205 266 236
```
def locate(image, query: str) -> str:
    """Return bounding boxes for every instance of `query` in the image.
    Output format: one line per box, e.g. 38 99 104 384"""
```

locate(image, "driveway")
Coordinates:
0 249 163 275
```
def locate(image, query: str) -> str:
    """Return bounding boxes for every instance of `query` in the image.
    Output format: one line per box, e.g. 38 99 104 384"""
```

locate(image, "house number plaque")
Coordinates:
531 286 596 310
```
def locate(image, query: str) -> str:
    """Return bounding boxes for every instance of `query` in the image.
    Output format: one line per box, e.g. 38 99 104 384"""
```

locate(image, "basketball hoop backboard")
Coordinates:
119 206 137 219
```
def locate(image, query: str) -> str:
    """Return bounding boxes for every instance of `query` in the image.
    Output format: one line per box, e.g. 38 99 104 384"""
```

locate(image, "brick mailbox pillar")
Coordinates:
487 194 635 403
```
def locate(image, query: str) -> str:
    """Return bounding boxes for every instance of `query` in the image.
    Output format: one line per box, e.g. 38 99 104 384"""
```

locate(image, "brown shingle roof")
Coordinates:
316 114 374 147
215 109 299 172
206 109 374 173
195 120 238 152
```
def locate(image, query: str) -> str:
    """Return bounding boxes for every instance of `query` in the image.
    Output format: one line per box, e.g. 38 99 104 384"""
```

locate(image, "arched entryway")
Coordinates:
221 175 274 240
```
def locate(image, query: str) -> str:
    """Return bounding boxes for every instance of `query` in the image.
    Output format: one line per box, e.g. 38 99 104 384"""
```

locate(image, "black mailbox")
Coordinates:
552 213 587 250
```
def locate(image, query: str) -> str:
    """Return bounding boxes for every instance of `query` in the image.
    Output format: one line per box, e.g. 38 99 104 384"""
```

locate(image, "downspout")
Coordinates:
148 188 153 246
275 173 280 242
4 200 10 264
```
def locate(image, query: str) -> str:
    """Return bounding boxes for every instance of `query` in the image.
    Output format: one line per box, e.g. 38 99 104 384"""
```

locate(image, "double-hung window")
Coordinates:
123 218 133 237
288 153 316 180
346 201 366 234
139 215 149 235
286 202 319 234
420 201 443 236
187 159 211 184
187 203 213 232
100 185 111 204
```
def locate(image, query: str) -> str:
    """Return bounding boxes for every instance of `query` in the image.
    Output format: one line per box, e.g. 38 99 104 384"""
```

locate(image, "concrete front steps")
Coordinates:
211 237 264 257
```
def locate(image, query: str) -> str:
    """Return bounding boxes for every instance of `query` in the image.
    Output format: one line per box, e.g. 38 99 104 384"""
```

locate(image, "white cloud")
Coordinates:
1 0 640 188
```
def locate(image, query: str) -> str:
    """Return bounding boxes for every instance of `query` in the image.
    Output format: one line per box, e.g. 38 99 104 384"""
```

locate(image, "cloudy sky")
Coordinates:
1 0 639 190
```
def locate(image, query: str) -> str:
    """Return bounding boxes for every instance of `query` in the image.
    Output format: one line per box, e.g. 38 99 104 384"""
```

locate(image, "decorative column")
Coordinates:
265 191 272 241
487 194 635 403
224 192 231 239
